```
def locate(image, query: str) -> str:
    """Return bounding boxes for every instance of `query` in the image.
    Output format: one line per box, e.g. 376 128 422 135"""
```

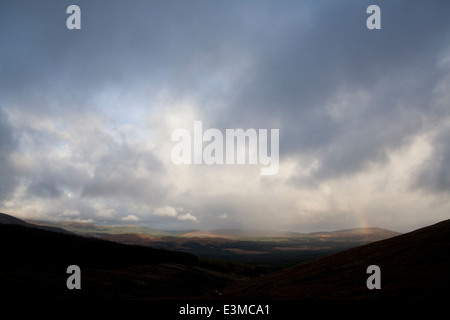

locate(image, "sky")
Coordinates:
1 0 450 232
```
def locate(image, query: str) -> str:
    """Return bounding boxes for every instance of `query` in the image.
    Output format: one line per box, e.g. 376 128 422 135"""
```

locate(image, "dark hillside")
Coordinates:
0 223 198 268
225 219 450 300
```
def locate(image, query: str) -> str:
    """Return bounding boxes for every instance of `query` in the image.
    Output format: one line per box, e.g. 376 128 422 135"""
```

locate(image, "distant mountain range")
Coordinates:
26 216 400 267
179 227 400 240
26 218 401 241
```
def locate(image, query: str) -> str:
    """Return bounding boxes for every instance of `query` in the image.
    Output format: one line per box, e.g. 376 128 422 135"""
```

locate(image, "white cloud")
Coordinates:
121 214 140 222
153 206 198 223
177 213 198 223
153 206 178 218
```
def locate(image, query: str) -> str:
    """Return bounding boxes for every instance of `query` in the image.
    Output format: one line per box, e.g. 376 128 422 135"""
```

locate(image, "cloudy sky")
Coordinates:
1 0 450 232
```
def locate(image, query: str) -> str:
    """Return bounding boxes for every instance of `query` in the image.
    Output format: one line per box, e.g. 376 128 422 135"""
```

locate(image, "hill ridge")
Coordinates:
225 218 450 299
19 213 401 239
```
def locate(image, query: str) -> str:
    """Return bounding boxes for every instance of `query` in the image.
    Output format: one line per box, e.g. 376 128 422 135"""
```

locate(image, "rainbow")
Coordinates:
355 209 370 232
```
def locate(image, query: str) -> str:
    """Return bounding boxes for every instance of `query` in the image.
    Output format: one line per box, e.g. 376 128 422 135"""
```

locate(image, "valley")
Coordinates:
1 212 449 301
29 219 400 270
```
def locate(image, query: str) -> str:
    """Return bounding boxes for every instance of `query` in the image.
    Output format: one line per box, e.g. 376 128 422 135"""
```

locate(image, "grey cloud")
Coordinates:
27 179 62 199
25 160 90 199
81 142 166 202
0 109 18 201
0 0 253 115
218 0 450 184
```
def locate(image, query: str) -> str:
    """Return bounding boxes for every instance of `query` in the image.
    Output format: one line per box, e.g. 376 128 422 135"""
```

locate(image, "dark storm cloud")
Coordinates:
216 0 450 183
224 0 450 121
0 0 255 114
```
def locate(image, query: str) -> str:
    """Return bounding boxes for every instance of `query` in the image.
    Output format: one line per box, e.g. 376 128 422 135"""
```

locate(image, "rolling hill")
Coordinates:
28 218 400 268
224 219 450 300
29 219 399 241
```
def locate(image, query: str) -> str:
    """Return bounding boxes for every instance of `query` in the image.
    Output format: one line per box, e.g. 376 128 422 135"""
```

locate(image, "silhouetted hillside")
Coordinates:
1 223 198 268
0 213 214 299
0 213 251 299
0 212 74 235
0 212 30 225
225 219 450 300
